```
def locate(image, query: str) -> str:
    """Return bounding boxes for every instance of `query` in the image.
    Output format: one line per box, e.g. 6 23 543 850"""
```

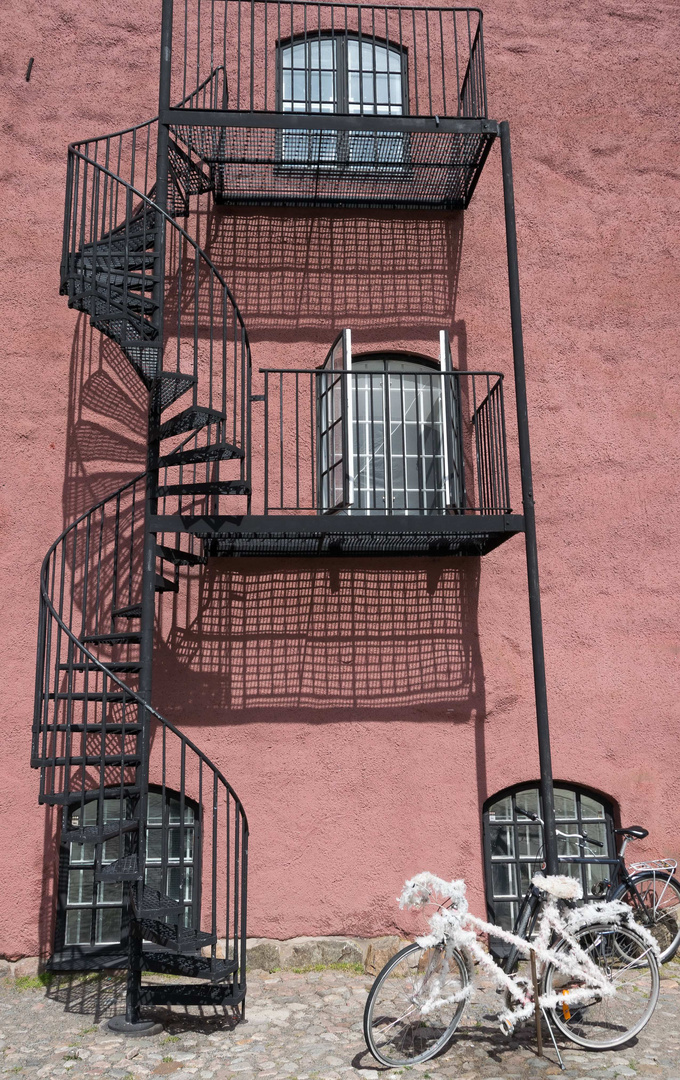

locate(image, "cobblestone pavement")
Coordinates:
1 961 679 1080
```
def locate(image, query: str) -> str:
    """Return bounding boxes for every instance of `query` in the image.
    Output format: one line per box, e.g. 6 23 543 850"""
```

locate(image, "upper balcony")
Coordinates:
164 1 497 210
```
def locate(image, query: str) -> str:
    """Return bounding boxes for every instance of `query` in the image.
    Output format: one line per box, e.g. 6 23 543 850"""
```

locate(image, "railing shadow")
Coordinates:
196 204 464 347
154 557 486 719
44 972 241 1029
63 315 147 525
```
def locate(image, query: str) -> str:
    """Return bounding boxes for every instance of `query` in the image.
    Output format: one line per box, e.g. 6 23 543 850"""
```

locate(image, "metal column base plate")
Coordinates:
107 1016 163 1036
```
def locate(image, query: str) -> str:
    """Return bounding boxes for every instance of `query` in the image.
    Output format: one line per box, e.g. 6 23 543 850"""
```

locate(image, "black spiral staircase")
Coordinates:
32 98 251 1028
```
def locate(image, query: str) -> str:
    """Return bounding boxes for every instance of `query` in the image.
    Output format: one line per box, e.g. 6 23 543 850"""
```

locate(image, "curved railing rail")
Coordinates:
41 81 253 1000
61 109 252 516
33 475 248 984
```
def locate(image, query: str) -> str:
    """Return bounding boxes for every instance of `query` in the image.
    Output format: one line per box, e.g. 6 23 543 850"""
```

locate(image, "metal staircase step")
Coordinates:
141 950 239 984
81 631 141 645
158 442 244 467
96 855 142 882
139 918 217 953
155 406 226 440
63 819 139 845
157 545 208 567
156 573 179 593
157 481 250 498
111 604 142 619
134 886 184 923
158 372 197 411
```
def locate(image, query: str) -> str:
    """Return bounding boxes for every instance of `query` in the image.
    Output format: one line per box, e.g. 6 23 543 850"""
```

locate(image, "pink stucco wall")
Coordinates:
1 0 679 957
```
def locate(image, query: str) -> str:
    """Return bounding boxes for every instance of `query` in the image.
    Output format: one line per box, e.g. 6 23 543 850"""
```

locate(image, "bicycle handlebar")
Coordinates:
514 805 604 848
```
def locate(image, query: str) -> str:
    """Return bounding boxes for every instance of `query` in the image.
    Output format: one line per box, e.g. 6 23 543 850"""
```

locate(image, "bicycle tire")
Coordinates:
363 941 469 1067
612 872 680 963
543 921 659 1050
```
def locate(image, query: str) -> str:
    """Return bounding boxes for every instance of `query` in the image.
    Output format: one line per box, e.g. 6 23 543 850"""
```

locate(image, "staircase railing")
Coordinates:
33 476 248 986
61 114 252 516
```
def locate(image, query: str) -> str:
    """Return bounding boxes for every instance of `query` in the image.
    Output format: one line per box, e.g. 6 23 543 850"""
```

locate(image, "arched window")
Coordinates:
352 355 449 513
278 32 407 166
55 787 199 963
318 334 465 516
482 782 617 956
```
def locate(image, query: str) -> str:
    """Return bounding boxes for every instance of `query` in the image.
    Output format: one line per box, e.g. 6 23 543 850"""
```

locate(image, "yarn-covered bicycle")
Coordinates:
363 871 660 1068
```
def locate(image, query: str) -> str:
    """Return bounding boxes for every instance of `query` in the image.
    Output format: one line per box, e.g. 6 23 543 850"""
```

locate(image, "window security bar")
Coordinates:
259 367 511 517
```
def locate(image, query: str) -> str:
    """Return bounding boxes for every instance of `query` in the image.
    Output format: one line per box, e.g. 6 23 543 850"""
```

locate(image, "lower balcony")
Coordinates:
151 332 524 558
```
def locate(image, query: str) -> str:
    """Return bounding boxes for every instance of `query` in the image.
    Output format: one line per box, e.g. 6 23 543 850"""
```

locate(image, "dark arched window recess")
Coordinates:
54 786 200 968
482 782 617 957
318 335 465 516
277 32 408 167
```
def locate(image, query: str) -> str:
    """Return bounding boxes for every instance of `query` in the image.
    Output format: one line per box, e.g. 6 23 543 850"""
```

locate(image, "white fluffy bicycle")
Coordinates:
363 871 660 1068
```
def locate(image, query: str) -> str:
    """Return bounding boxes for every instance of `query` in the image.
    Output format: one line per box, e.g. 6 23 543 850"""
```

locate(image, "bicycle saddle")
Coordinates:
614 826 649 839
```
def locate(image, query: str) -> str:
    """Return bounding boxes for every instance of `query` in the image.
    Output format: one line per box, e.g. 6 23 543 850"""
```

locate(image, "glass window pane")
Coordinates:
166 866 194 903
103 800 124 824
146 829 163 862
586 861 609 895
491 901 516 933
67 868 94 906
492 862 517 899
516 788 539 820
557 831 580 858
168 827 194 863
584 821 606 850
554 788 577 820
167 797 194 825
488 795 512 821
519 861 536 895
70 841 95 865
98 881 123 905
580 793 605 820
96 907 122 945
65 908 91 946
145 866 163 893
147 792 163 824
101 836 120 864
518 823 542 859
490 824 515 860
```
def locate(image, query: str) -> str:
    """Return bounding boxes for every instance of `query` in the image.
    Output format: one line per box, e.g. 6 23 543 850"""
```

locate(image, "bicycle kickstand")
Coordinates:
540 1007 565 1071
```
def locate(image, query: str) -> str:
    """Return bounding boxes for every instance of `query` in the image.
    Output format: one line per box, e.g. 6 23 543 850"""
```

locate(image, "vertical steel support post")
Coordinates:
122 0 174 1029
499 121 558 876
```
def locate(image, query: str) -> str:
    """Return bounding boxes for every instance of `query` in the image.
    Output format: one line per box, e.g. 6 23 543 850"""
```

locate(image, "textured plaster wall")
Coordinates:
1 0 679 956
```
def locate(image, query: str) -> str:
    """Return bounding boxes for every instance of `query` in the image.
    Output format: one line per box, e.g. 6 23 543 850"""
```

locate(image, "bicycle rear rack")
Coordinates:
629 858 678 875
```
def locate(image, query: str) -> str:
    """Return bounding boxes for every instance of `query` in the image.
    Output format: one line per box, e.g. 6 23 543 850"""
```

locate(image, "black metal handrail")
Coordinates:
33 475 248 985
61 117 252 513
169 1 487 120
258 368 510 516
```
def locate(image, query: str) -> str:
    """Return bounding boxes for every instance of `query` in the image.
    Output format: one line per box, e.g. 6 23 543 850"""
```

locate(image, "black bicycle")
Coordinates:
514 807 680 964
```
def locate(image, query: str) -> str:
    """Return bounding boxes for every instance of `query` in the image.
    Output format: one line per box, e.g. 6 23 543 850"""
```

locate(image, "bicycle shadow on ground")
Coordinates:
45 972 242 1032
350 1016 642 1072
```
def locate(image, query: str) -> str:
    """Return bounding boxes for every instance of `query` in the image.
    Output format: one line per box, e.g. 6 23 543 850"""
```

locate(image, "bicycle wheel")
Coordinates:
612 873 680 963
363 942 469 1067
543 922 659 1050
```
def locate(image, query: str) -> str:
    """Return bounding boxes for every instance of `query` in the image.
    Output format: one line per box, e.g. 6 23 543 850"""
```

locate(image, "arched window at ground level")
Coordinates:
55 787 199 958
482 782 617 954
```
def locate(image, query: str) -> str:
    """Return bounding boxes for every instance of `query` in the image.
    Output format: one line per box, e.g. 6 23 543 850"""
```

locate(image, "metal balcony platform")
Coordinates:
166 112 497 210
150 513 525 558
164 1 492 209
